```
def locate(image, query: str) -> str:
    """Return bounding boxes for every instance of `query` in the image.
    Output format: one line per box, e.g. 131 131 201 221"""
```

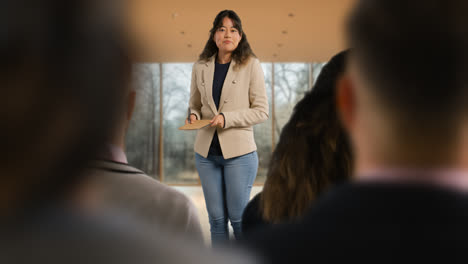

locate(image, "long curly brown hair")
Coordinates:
199 10 255 67
261 50 353 223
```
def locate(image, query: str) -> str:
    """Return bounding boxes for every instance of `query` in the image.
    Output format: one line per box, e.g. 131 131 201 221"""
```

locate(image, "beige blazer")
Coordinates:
189 55 269 159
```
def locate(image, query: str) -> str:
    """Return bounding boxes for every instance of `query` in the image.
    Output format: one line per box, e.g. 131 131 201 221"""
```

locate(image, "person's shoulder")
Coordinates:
88 160 176 197
244 56 260 67
89 160 144 174
242 192 261 220
194 60 206 67
150 181 193 206
125 171 194 210
245 192 261 210
121 168 192 205
302 181 468 225
194 57 214 68
242 192 269 235
233 56 259 73
8 208 254 264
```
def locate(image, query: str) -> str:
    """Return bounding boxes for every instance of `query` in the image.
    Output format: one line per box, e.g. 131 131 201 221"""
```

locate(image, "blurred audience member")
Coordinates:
242 50 352 234
242 0 468 262
0 0 256 263
85 80 203 241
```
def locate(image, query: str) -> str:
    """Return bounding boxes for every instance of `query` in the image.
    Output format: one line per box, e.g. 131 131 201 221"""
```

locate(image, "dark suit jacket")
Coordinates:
242 181 468 263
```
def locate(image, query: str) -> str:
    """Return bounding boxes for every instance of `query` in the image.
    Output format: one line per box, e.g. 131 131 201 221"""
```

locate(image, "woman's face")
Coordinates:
213 17 242 55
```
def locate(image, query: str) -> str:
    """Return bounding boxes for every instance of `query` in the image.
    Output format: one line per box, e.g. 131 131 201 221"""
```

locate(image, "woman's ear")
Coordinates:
336 74 356 134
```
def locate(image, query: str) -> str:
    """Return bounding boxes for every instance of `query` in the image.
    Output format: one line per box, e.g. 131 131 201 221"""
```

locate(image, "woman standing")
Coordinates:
186 10 268 245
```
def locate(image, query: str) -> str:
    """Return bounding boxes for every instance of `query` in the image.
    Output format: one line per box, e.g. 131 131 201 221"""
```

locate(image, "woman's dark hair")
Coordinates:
0 0 130 216
199 10 255 67
261 50 353 223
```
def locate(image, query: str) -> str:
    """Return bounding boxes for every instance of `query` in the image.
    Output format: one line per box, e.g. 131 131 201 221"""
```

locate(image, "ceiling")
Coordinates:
126 0 356 62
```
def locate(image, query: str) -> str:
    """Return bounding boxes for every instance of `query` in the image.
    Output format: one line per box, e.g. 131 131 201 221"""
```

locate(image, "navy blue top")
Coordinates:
208 61 230 156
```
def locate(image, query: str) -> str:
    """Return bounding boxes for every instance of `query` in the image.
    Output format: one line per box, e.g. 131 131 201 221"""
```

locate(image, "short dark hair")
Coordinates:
347 0 468 135
1 0 130 214
261 50 353 223
199 10 255 67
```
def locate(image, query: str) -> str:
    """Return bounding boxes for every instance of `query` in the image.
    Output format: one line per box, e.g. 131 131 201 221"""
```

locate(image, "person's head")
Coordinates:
0 0 131 217
338 0 468 173
261 50 353 223
199 10 255 66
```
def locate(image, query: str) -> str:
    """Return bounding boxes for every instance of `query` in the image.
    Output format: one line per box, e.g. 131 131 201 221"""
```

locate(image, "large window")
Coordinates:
126 62 325 184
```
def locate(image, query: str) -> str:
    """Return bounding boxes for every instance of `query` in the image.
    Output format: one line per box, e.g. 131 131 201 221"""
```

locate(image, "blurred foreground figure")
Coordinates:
0 0 256 263
242 0 468 262
86 73 204 242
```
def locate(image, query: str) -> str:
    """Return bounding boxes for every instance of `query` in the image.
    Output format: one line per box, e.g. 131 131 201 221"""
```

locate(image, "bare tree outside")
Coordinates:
126 64 160 178
162 63 198 184
253 63 273 183
273 63 310 140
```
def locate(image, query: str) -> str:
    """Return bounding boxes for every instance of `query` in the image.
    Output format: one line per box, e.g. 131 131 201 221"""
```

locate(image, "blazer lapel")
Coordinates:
218 59 239 111
204 56 218 114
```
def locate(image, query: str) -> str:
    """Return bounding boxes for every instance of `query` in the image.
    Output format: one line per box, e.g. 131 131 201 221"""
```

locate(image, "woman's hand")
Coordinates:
185 114 198 125
210 114 225 128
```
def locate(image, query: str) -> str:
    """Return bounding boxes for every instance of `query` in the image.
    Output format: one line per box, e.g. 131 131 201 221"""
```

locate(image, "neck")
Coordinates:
111 136 125 152
109 126 126 152
101 142 127 164
354 140 468 180
352 114 468 179
217 52 232 64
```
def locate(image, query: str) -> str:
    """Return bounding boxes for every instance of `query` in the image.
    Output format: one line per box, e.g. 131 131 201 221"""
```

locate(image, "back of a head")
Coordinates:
0 0 130 216
347 0 468 161
261 50 353 223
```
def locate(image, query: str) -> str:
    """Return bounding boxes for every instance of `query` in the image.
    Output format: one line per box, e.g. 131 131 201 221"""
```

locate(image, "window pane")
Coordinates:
254 63 273 184
126 63 160 178
311 62 327 86
273 63 310 141
162 63 198 184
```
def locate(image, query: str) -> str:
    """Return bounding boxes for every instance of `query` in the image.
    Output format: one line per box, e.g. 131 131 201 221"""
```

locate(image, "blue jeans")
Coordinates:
195 151 258 245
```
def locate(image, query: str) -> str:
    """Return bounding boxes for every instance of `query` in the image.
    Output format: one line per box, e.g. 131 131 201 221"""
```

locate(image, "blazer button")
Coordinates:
224 99 228 103
201 82 205 86
232 80 237 84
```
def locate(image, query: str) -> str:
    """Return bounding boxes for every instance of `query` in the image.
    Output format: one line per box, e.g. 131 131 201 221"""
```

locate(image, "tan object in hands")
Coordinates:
179 120 212 130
